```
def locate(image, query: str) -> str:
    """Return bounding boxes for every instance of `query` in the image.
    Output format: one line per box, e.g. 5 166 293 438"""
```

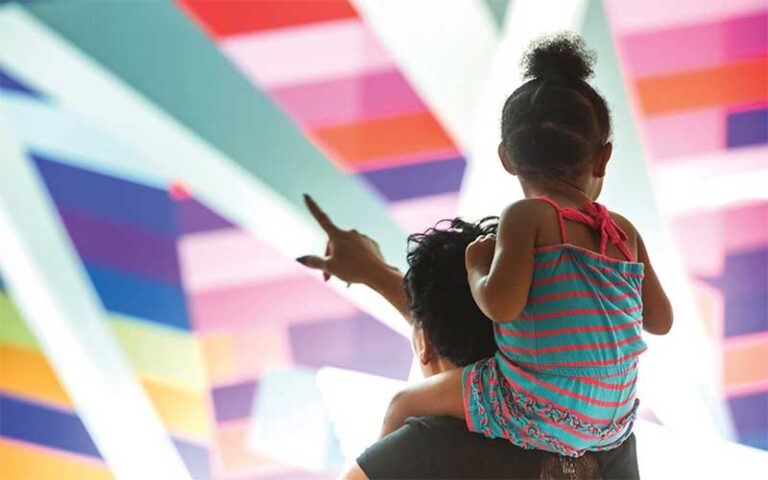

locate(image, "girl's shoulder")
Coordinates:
498 198 555 229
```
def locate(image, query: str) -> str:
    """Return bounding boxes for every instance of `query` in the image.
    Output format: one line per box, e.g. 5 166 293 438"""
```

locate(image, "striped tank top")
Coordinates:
462 197 647 457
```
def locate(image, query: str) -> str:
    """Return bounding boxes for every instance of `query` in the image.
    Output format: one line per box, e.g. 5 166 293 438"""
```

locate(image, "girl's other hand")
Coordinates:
297 194 387 285
465 234 496 274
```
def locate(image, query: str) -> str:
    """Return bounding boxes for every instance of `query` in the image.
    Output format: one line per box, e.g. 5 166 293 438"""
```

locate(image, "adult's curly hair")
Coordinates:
501 32 612 179
403 217 499 366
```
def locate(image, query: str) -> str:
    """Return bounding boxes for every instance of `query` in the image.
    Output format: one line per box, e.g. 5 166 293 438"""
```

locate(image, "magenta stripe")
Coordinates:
515 348 647 369
503 359 636 408
575 374 638 391
516 304 643 321
529 290 638 304
532 272 632 289
620 11 768 77
500 335 644 355
496 319 643 338
269 68 426 127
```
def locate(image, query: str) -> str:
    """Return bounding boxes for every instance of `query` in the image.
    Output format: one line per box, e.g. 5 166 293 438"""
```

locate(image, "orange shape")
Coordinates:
310 112 456 170
636 57 768 116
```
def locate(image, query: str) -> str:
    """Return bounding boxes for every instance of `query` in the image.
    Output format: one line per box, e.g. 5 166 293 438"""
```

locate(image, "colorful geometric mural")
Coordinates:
177 0 467 234
604 0 768 450
1 1 766 479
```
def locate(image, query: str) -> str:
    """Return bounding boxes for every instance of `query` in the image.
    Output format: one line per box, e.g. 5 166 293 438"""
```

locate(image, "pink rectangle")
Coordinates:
642 107 724 161
178 228 300 292
220 18 394 88
723 202 768 252
190 275 359 333
605 0 766 34
620 12 767 77
270 69 426 128
389 192 460 234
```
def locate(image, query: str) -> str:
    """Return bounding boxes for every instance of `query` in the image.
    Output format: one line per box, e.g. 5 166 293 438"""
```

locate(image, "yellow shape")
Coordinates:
142 379 211 441
0 438 113 480
200 332 236 384
0 344 71 407
110 314 207 391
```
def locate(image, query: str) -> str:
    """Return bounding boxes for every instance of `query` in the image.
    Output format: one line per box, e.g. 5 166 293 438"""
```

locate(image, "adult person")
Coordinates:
297 194 639 479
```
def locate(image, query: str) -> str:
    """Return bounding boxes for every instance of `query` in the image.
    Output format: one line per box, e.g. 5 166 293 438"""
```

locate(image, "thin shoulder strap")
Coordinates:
537 196 568 243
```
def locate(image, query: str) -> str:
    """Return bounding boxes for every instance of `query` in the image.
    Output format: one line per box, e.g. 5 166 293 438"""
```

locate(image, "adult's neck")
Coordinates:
425 356 459 377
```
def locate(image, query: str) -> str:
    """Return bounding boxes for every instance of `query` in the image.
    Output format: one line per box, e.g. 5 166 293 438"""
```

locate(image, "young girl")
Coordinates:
381 33 673 457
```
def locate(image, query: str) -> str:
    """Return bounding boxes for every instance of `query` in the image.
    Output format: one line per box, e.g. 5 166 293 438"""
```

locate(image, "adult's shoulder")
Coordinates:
356 416 540 479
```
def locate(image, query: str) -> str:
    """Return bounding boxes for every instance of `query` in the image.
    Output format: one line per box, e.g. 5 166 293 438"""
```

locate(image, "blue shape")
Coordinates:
728 390 768 450
59 207 182 285
289 312 412 380
717 248 768 337
358 157 466 202
85 265 190 330
32 153 178 237
727 108 768 148
173 438 211 480
212 380 259 423
0 68 44 98
0 394 101 458
175 197 233 234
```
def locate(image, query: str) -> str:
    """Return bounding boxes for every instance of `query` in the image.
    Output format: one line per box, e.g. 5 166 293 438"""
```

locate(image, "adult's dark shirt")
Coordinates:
357 417 639 479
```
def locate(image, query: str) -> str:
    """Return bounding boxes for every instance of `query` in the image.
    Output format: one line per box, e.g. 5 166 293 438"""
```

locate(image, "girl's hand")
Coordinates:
298 194 388 285
465 234 496 274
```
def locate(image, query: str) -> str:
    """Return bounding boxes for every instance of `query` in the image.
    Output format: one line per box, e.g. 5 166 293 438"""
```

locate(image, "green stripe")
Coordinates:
0 291 39 350
110 314 206 392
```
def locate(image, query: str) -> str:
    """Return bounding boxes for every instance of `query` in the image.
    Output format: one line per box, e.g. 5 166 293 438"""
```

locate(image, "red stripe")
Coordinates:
528 290 638 304
463 369 476 432
496 319 643 338
500 362 614 426
517 304 643 321
535 254 627 275
514 348 647 369
177 0 358 37
575 374 638 390
500 335 644 355
502 358 636 408
532 272 633 288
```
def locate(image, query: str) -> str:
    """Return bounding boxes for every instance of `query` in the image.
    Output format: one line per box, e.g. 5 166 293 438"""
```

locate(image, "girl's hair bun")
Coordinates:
522 32 595 83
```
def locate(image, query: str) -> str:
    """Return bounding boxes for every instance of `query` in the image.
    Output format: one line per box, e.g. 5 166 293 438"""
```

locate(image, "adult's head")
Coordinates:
499 32 613 198
403 217 499 377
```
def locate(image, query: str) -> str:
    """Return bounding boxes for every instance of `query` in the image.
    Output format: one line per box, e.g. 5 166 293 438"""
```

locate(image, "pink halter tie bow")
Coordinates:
559 202 629 257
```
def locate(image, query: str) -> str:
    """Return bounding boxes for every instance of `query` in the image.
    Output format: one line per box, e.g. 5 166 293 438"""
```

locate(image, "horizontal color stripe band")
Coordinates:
528 290 638 304
497 319 643 338
500 335 644 355
513 348 647 369
0 438 111 480
177 0 357 37
636 57 768 115
516 304 643 321
532 273 635 288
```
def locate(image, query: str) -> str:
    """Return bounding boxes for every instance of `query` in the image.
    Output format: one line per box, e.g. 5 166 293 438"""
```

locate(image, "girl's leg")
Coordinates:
380 367 465 438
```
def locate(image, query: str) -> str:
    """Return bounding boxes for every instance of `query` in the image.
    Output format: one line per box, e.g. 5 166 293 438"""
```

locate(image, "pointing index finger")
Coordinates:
303 194 340 234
